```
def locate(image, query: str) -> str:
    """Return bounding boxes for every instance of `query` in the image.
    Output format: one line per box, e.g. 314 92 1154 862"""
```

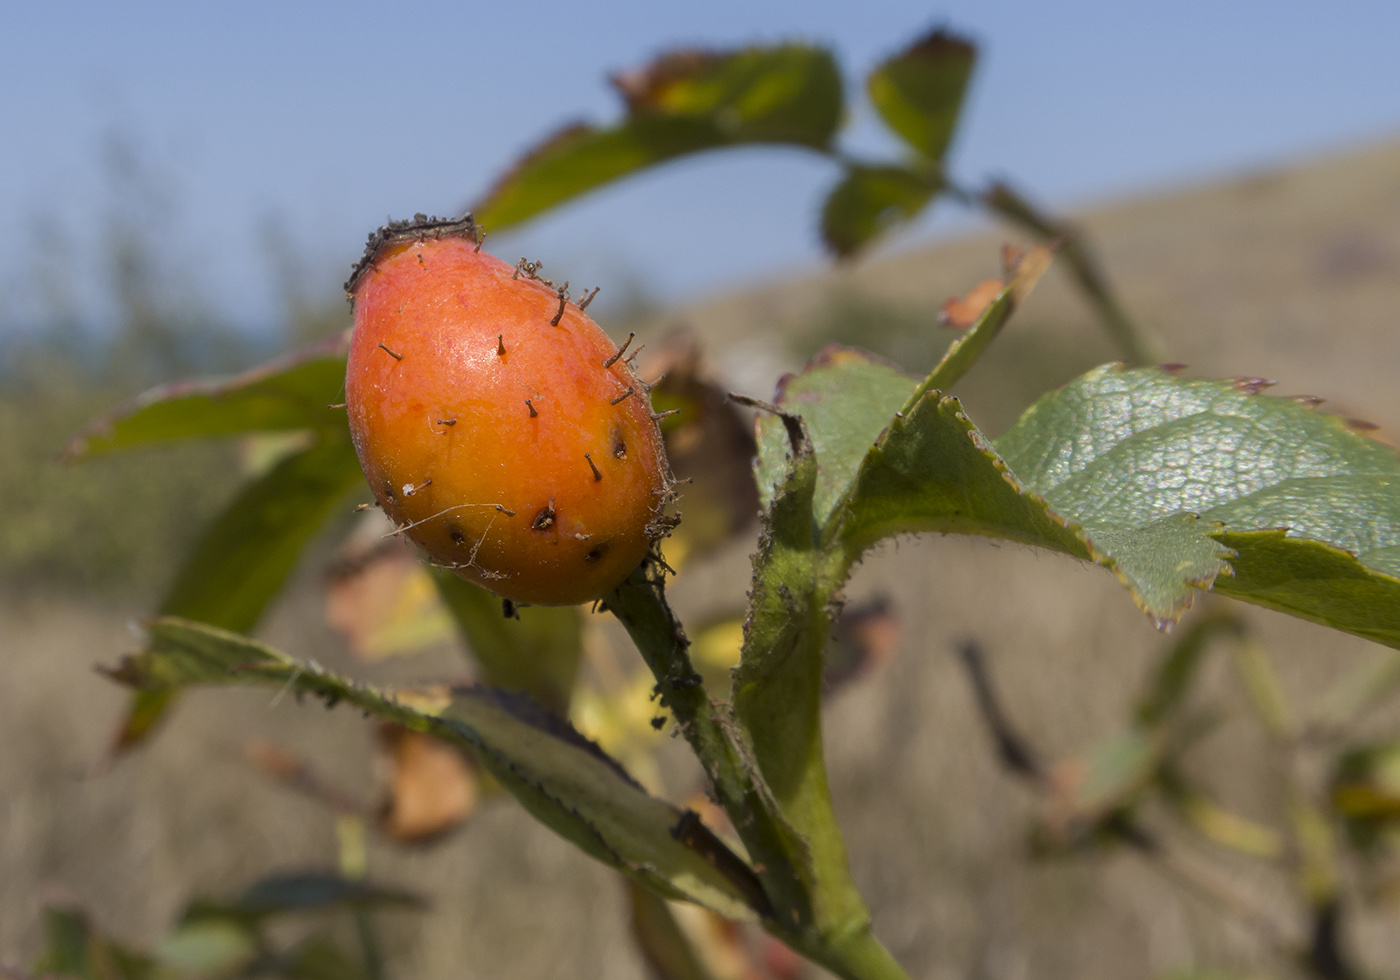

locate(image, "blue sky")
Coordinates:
4 0 1399 332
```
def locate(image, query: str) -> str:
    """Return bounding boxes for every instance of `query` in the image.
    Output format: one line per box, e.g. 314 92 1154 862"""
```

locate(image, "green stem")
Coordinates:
606 564 810 921
608 563 913 980
353 908 386 980
783 924 910 980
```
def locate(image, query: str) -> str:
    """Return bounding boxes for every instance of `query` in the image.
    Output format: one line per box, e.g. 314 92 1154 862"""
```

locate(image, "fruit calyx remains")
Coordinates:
345 213 483 296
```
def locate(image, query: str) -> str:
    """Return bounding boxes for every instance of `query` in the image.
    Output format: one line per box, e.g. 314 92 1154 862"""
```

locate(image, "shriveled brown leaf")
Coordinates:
610 49 725 112
376 723 477 843
639 331 760 565
938 277 1004 329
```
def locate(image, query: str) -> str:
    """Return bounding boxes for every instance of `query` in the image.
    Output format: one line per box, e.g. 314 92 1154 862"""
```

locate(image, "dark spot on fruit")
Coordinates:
585 542 609 563
449 525 466 545
532 501 556 531
384 481 397 501
610 425 627 459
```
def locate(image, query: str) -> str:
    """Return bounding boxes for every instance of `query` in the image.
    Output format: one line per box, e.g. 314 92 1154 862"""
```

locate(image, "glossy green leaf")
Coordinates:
62 333 350 459
833 384 1090 560
430 569 583 715
819 164 939 258
472 44 842 232
107 618 764 922
994 366 1400 638
734 410 871 937
866 29 976 162
819 361 1400 645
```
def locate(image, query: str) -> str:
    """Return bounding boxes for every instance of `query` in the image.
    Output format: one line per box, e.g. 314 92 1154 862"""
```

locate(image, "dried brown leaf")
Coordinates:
376 724 477 843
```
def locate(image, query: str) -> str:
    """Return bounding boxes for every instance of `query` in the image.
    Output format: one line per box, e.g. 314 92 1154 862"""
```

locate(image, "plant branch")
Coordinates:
608 562 911 980
605 562 802 921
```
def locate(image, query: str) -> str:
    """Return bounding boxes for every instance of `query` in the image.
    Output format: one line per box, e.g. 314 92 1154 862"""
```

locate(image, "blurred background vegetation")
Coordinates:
0 136 334 599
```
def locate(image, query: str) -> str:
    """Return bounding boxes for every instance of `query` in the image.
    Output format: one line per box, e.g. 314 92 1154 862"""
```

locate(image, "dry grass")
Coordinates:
4 139 1400 979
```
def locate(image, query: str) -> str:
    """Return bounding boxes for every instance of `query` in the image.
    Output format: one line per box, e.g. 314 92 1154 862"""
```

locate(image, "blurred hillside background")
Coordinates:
4 3 1400 979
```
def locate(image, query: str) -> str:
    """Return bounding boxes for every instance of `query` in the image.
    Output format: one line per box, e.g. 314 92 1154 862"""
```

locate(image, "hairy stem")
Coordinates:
606 564 807 920
607 563 911 980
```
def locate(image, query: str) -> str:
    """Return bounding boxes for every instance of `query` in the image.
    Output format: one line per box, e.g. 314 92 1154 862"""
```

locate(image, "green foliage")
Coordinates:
819 165 940 258
156 439 364 631
109 617 765 922
57 20 1400 980
997 366 1400 638
865 30 976 163
61 333 351 458
472 44 842 232
734 408 868 935
754 329 1400 646
33 873 420 980
430 570 583 715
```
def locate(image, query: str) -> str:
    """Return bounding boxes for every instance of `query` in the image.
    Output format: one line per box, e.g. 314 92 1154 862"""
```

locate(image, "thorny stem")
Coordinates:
606 564 806 918
606 564 910 980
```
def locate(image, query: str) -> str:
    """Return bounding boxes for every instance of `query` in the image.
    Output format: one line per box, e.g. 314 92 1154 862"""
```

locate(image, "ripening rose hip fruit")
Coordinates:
344 216 671 605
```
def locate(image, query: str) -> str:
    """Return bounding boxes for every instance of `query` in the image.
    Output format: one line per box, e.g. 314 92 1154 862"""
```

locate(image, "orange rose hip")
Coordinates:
344 216 670 605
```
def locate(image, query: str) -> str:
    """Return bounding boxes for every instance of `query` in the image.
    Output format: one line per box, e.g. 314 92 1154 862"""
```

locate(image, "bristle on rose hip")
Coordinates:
344 214 670 605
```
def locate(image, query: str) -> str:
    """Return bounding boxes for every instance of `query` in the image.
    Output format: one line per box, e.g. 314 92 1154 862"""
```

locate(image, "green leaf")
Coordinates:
35 908 153 980
430 569 583 715
734 409 870 936
280 934 370 980
472 44 842 232
159 437 366 631
826 362 1400 645
834 385 1090 560
107 618 765 922
186 872 423 921
866 29 976 162
754 347 914 523
109 437 365 755
153 921 257 979
994 366 1400 637
819 164 939 258
62 333 350 459
753 246 1053 524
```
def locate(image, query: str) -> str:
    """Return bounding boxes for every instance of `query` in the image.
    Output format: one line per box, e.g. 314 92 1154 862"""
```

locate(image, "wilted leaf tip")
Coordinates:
609 48 725 112
895 26 977 64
